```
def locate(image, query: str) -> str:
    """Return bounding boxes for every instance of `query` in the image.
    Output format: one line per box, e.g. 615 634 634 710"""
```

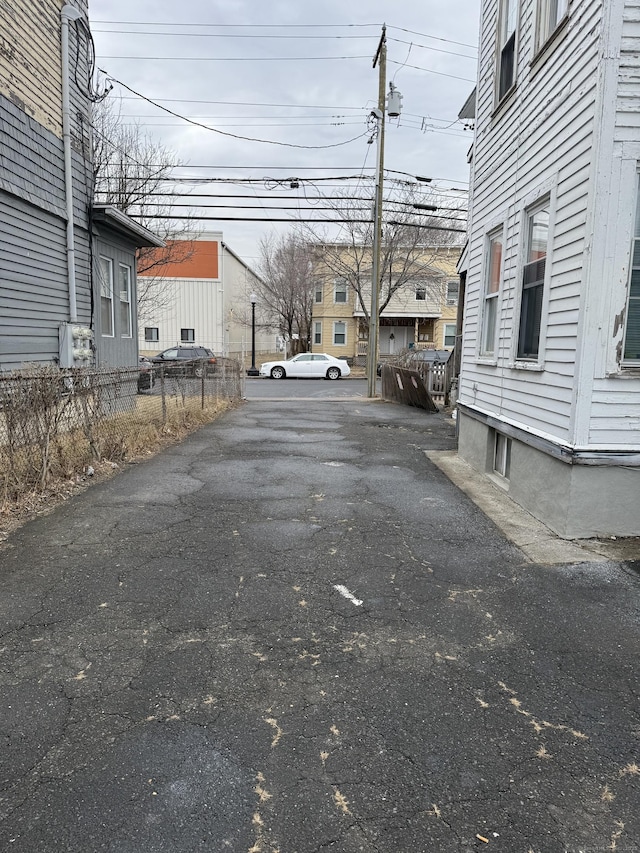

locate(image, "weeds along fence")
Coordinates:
0 359 243 503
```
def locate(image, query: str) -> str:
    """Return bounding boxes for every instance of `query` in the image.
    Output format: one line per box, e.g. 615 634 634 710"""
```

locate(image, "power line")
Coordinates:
99 54 371 62
131 213 467 231
100 73 370 150
387 25 478 50
92 28 377 40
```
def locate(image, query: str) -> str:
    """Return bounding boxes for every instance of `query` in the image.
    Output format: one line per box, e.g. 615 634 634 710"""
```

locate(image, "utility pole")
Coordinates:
367 25 387 399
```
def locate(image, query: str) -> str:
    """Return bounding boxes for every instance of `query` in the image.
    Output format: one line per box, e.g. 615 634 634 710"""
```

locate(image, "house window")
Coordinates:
99 256 114 337
314 286 323 303
623 175 640 363
481 231 503 357
446 280 459 305
334 280 348 304
119 263 132 338
444 324 456 347
181 328 195 342
145 327 159 342
333 321 346 345
498 0 518 101
517 204 550 360
314 321 322 345
493 432 512 479
537 0 568 46
415 284 427 301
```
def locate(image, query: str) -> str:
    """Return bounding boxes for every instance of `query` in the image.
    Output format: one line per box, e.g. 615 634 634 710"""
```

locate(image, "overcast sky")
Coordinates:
88 0 481 266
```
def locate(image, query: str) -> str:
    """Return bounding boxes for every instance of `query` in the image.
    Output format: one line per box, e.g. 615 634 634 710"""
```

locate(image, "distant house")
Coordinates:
457 0 640 538
311 246 460 362
138 231 275 359
0 1 161 372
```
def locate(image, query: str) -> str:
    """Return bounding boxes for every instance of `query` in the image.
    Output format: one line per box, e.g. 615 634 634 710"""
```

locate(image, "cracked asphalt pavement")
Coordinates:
0 397 639 852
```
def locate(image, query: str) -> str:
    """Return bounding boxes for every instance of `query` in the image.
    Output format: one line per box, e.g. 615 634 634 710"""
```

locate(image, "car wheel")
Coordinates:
194 366 204 378
271 366 286 379
326 366 341 380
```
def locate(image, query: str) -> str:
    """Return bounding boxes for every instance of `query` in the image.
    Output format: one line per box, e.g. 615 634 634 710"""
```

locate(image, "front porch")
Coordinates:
355 316 438 360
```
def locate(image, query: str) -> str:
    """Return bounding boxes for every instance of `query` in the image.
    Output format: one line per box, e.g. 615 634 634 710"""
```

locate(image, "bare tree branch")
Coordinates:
92 96 201 324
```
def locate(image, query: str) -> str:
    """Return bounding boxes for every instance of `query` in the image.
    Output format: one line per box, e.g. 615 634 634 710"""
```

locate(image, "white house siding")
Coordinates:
139 243 273 358
585 0 640 448
460 0 603 444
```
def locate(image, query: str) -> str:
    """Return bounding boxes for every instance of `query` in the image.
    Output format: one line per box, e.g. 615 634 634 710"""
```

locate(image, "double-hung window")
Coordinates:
333 321 346 345
314 321 322 346
537 0 568 47
119 263 132 338
623 175 640 364
446 280 459 305
498 0 518 101
415 284 427 301
334 280 348 304
517 204 550 360
480 231 503 357
444 324 456 347
99 256 114 337
314 285 323 303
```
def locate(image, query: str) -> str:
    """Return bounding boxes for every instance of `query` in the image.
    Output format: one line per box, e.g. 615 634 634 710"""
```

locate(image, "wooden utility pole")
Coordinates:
367 25 387 398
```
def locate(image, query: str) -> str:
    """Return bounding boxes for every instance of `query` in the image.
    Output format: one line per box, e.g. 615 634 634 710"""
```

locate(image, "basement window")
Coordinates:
493 432 512 479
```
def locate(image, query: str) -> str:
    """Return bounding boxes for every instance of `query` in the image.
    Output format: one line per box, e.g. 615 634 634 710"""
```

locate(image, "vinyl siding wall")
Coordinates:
0 1 92 371
585 0 640 448
460 0 603 444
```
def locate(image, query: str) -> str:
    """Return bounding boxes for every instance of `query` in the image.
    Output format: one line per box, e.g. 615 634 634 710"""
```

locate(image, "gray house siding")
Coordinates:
92 232 140 368
0 1 93 372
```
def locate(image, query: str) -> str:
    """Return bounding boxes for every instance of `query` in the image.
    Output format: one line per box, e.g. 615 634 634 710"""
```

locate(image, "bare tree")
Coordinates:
255 233 319 353
92 97 200 323
298 183 464 330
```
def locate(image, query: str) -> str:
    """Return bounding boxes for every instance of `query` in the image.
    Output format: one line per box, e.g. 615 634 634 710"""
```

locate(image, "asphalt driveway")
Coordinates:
0 398 638 852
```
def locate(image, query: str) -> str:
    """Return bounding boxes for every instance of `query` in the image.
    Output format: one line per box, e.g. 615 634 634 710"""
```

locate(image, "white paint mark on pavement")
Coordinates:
333 584 363 607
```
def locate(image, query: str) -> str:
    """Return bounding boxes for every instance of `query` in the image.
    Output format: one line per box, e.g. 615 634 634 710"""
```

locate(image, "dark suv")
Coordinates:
151 346 217 377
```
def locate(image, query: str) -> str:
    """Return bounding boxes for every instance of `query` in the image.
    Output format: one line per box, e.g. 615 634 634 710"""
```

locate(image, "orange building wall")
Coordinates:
139 240 219 279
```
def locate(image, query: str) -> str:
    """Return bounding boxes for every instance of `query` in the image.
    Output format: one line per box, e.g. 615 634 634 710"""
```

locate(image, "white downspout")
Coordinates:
61 4 83 323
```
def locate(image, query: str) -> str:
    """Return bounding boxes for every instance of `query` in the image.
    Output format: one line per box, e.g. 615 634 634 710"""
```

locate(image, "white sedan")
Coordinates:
259 353 351 380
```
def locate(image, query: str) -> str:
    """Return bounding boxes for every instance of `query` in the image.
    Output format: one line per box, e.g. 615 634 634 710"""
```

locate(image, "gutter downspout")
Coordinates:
61 4 83 323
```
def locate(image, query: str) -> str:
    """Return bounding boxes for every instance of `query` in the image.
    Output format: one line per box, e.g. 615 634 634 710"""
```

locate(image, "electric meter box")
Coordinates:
59 323 94 368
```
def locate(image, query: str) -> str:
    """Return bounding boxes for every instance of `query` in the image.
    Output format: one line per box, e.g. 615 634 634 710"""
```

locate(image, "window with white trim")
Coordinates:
497 0 518 101
119 263 132 338
314 285 323 303
314 321 322 345
480 231 503 357
334 280 348 304
333 321 346 345
99 256 114 337
446 280 459 305
517 203 550 360
145 327 159 342
493 432 511 479
415 284 427 301
623 175 640 364
444 324 456 347
537 0 568 47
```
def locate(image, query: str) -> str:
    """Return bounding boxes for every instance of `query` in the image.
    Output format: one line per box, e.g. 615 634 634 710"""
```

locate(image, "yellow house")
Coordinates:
311 246 460 362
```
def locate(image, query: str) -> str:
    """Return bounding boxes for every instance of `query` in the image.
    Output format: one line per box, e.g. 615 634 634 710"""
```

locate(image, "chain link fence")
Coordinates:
0 359 243 505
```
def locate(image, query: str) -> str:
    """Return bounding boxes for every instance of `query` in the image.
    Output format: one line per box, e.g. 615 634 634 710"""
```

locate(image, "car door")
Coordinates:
310 354 329 377
288 354 313 377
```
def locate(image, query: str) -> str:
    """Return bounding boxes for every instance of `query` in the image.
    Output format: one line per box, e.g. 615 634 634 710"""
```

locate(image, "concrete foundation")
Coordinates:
457 410 640 539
